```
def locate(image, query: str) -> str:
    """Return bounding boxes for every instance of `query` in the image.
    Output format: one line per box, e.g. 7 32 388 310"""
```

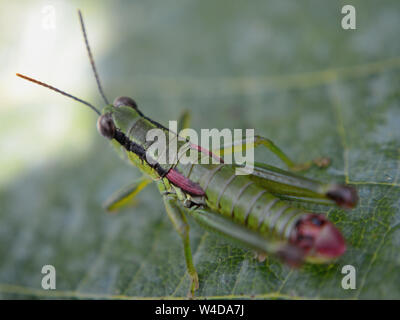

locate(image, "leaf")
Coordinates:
1 0 400 299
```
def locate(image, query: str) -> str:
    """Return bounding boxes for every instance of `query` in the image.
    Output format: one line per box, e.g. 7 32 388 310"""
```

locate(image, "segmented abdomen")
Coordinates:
176 162 306 241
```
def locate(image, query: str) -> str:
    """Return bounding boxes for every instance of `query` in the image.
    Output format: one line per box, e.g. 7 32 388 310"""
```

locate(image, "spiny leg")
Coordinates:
163 195 199 297
214 135 330 172
247 162 358 209
187 206 304 267
103 176 152 212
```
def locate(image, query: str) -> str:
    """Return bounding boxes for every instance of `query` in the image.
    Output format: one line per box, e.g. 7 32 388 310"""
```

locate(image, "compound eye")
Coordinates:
97 113 115 139
113 96 138 109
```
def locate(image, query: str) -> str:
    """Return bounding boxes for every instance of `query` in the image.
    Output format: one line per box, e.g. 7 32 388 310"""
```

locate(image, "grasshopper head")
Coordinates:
97 96 140 139
97 112 115 139
113 96 138 110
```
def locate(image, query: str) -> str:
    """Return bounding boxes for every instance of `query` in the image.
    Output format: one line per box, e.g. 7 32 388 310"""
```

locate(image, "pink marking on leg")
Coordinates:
166 169 205 196
189 143 223 163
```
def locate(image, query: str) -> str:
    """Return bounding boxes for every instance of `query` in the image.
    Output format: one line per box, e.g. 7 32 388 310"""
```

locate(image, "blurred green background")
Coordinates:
1 0 400 299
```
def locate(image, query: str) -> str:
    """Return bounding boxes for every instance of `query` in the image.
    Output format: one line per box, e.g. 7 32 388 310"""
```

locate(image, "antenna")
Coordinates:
16 73 101 115
78 10 110 105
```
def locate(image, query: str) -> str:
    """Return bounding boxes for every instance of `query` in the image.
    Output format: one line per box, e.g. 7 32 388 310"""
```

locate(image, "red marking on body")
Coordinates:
166 169 205 196
290 214 346 260
189 143 223 163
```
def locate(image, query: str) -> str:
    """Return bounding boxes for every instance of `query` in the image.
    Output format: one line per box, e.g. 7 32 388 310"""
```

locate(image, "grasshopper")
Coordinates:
17 11 358 296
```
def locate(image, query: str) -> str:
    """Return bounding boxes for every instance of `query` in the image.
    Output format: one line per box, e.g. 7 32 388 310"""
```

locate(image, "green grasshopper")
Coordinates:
17 11 358 296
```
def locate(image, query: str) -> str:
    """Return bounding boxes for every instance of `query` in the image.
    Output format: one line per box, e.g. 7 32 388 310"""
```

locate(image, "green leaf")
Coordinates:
1 0 399 299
